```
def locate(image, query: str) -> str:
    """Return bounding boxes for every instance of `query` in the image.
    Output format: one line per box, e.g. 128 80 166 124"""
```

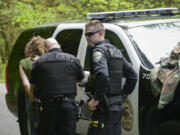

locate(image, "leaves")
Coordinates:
0 0 180 63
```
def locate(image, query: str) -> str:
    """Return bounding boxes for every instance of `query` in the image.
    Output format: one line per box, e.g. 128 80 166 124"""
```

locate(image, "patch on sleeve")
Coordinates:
93 51 102 63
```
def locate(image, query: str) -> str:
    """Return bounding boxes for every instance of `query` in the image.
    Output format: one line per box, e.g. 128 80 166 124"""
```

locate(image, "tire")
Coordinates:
154 121 180 135
143 111 159 135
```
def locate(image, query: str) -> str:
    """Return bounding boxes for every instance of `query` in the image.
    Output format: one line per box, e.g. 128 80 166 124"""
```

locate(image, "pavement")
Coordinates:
0 83 20 135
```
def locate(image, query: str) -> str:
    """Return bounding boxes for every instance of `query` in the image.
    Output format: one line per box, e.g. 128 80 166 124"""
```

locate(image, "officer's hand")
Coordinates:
88 98 99 111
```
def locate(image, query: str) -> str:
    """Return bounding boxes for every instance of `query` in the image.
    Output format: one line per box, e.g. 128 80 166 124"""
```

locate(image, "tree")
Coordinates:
0 0 179 63
0 0 16 63
0 0 57 63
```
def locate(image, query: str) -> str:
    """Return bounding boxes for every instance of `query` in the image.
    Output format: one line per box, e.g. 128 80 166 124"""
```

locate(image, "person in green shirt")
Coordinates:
19 36 47 135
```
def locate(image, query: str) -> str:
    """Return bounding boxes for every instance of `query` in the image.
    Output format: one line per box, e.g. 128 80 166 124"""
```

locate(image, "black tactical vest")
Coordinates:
35 50 77 98
96 44 123 96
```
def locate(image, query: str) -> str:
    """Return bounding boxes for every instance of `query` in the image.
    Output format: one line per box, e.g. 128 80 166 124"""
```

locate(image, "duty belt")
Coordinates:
40 95 74 103
107 95 123 105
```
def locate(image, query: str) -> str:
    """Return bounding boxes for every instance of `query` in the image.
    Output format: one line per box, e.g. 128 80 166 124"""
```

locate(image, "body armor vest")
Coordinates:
95 44 123 96
36 50 77 98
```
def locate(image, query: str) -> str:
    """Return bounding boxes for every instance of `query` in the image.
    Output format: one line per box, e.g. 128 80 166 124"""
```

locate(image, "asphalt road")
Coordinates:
0 83 20 135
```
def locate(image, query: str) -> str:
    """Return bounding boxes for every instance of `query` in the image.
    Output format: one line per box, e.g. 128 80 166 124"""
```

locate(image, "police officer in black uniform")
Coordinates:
85 20 138 135
30 38 85 135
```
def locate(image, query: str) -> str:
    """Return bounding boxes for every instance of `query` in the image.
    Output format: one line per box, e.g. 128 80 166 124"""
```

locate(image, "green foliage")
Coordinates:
0 0 180 63
13 2 57 31
0 62 6 83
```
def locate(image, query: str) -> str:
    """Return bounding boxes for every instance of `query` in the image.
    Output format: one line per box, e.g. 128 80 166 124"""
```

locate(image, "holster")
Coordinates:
97 94 110 113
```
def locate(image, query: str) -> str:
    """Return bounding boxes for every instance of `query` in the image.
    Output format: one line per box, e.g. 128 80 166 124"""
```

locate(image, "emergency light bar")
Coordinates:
87 8 178 19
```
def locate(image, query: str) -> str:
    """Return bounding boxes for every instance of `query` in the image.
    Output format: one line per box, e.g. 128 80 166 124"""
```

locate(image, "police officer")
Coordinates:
30 38 85 135
85 20 138 135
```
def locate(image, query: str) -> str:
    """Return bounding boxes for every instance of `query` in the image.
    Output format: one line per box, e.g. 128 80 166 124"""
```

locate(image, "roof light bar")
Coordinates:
87 8 178 19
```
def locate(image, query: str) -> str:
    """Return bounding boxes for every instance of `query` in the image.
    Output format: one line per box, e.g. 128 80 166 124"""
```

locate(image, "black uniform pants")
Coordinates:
88 111 122 135
38 100 76 135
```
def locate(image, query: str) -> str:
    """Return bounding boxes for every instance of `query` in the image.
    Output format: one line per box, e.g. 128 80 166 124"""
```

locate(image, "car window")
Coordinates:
84 30 130 71
55 29 83 56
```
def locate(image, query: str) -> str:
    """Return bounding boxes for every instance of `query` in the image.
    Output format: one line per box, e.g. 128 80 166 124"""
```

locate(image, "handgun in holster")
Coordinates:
85 74 96 95
85 75 110 113
76 99 85 121
97 94 110 114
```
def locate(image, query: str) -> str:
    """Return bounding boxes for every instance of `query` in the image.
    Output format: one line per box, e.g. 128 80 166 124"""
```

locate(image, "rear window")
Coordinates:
7 26 57 92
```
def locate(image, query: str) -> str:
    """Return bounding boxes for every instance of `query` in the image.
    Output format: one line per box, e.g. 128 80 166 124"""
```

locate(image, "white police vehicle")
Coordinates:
5 8 180 135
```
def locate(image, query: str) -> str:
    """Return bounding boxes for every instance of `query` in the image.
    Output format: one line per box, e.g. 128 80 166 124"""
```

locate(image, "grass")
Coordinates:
0 63 6 83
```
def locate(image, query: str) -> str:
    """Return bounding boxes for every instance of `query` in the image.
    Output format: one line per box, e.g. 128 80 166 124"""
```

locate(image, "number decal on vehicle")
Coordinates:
142 73 150 80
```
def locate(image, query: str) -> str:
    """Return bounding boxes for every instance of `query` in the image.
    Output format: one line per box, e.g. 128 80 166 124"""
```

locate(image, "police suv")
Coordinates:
5 8 180 135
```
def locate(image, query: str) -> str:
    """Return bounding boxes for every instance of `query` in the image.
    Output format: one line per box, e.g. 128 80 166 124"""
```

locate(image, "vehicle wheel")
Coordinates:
142 110 160 135
154 121 180 135
18 92 29 135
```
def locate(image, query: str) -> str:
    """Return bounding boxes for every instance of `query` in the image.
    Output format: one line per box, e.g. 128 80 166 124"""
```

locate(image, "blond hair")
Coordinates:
25 36 47 58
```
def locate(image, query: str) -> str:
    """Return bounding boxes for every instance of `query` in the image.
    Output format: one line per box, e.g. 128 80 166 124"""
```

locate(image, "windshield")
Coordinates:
127 21 180 69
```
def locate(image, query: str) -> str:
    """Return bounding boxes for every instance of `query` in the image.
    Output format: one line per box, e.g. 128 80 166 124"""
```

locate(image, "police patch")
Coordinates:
93 51 102 63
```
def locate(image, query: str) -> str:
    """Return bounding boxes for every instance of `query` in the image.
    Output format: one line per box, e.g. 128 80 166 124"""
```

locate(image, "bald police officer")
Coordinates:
85 20 137 135
30 38 85 135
